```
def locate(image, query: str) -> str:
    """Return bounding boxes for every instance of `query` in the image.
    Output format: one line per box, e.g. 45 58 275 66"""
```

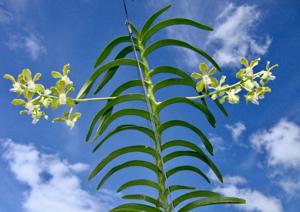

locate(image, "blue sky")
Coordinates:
0 0 300 211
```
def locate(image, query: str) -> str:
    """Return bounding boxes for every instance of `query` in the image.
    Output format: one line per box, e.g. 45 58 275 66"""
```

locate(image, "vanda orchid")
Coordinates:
3 3 279 212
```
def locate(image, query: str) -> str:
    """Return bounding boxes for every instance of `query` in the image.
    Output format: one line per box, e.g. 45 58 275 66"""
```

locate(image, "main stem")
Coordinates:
138 42 171 211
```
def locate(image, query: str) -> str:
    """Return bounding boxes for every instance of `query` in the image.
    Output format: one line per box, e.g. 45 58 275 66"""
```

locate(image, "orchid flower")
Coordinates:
191 63 218 92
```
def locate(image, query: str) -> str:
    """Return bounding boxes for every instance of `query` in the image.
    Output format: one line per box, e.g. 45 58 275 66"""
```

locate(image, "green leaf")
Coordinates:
11 99 26 106
166 165 210 183
93 80 143 132
162 139 204 153
178 196 246 212
86 94 145 141
122 194 162 208
94 36 131 68
94 160 159 189
129 22 140 37
90 145 157 181
153 78 194 93
117 179 160 192
163 151 223 183
159 120 214 155
172 190 222 207
92 125 155 152
110 79 142 97
157 97 216 127
51 71 62 79
166 185 196 196
214 99 228 117
94 45 135 94
142 18 213 44
143 39 220 70
92 108 150 141
141 4 172 35
150 66 194 81
76 59 139 99
110 203 162 212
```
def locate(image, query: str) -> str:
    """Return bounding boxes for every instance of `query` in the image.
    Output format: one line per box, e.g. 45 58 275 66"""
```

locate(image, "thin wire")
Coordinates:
122 0 175 210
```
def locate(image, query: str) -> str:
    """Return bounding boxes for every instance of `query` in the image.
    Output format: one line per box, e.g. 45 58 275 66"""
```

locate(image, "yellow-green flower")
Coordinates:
52 112 81 129
21 69 44 92
51 81 74 108
51 64 73 86
192 63 218 92
236 57 260 79
221 86 241 104
245 87 271 105
260 61 278 85
211 76 229 100
4 73 24 94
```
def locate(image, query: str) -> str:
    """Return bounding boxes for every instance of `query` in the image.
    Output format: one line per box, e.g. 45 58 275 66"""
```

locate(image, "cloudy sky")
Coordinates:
0 0 300 212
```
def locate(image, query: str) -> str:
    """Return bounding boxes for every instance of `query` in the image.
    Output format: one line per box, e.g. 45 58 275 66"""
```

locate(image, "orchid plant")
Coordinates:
4 4 278 212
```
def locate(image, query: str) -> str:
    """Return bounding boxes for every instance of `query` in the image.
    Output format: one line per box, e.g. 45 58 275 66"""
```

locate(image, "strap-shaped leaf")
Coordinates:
166 165 210 183
94 45 134 94
129 22 140 37
178 196 246 212
86 94 145 141
117 179 160 192
159 120 214 155
141 4 172 35
93 125 155 152
93 108 150 139
94 79 143 135
110 79 142 97
162 139 204 153
77 59 139 99
94 160 160 189
163 151 223 183
214 99 228 117
143 39 220 70
153 78 194 93
166 185 196 196
172 190 222 207
142 18 213 44
150 66 194 81
94 36 131 68
123 194 162 208
89 145 157 181
157 97 216 127
110 203 162 212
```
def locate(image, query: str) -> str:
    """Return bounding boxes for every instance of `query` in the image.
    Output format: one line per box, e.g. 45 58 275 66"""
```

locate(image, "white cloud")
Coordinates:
209 133 226 151
6 33 46 59
0 7 13 24
147 1 271 68
208 170 282 212
250 119 300 198
250 119 300 168
279 178 300 198
226 122 246 141
2 139 120 212
223 175 248 186
207 3 271 67
215 184 283 212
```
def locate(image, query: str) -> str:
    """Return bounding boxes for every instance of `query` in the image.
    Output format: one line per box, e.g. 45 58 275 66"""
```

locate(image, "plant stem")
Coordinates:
139 42 171 212
73 97 116 102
